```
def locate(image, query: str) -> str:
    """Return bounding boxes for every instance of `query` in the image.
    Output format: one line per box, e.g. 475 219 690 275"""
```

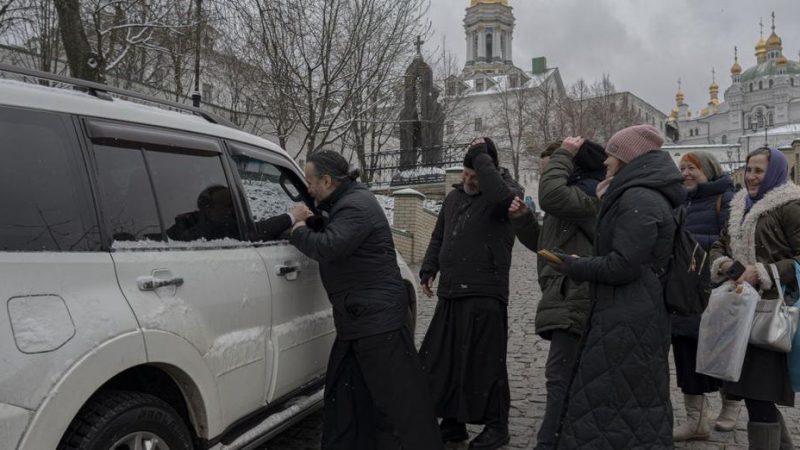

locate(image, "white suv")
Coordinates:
0 64 418 450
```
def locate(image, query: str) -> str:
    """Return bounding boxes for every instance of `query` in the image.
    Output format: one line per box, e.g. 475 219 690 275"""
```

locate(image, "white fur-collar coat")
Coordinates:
710 182 800 289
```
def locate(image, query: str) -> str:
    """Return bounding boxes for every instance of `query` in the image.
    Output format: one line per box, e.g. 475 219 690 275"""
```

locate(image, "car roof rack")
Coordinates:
0 63 239 129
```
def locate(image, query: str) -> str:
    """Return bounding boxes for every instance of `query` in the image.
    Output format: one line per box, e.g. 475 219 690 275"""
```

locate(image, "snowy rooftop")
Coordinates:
458 68 557 97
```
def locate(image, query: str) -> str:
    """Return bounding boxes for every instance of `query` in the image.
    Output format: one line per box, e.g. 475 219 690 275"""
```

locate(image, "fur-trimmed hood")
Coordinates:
710 182 800 287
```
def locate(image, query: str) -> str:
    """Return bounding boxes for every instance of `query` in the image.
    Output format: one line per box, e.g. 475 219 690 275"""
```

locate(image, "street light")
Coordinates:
753 110 769 146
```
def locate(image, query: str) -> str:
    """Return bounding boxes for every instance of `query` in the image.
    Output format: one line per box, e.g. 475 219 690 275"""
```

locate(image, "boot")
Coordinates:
715 396 742 431
778 411 794 450
673 394 711 441
747 421 781 450
468 425 510 450
439 418 468 443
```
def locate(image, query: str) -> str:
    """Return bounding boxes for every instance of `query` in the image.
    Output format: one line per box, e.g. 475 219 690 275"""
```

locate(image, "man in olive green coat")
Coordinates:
511 137 601 450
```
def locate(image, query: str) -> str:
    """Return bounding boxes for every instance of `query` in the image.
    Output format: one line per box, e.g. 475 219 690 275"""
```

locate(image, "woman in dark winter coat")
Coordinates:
672 151 739 441
551 124 683 449
709 147 799 449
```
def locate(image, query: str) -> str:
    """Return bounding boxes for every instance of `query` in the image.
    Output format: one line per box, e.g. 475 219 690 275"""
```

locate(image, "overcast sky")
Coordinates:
427 0 800 114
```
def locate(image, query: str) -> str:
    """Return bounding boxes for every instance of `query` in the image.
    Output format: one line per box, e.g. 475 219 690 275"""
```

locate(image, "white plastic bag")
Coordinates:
696 281 760 382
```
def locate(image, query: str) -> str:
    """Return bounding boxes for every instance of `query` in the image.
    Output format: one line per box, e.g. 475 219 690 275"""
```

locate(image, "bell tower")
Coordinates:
463 0 516 77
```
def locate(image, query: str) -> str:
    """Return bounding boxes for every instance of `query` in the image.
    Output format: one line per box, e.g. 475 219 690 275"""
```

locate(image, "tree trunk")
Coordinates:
54 0 101 82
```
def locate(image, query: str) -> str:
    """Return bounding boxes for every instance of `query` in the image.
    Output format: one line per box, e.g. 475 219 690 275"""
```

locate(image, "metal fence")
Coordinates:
363 143 469 188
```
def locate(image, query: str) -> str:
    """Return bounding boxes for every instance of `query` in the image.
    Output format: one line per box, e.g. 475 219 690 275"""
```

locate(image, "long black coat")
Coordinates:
556 151 685 449
420 153 522 302
290 180 407 340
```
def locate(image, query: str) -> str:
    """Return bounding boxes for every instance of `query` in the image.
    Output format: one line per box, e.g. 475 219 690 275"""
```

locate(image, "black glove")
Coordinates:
547 255 578 275
306 215 325 232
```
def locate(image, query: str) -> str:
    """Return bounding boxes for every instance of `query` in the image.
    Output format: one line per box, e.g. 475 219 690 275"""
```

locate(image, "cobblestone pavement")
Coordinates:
265 244 800 449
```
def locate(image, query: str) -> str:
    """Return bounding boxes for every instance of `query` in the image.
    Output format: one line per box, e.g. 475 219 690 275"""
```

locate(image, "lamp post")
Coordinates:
753 110 769 147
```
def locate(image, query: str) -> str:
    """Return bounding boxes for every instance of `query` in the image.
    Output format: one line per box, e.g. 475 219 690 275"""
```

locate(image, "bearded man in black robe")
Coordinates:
419 137 523 450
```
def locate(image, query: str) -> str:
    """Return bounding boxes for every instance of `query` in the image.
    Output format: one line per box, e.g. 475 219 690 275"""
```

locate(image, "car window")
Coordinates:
93 145 164 242
231 154 302 222
147 149 241 242
0 107 100 251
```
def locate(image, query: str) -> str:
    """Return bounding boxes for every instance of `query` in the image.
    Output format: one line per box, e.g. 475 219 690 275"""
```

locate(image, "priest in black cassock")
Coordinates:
419 137 523 450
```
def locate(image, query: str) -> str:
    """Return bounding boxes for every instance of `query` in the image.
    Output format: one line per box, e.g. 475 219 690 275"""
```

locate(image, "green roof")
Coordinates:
740 59 800 82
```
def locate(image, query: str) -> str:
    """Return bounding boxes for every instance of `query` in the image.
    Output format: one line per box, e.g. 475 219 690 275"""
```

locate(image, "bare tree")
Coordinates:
54 0 99 81
490 80 536 180
229 0 429 160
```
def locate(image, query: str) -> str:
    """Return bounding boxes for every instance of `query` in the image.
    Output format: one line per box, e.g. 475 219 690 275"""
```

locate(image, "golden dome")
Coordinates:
755 37 766 55
777 54 788 65
731 46 742 75
675 89 684 104
470 0 508 5
766 32 782 49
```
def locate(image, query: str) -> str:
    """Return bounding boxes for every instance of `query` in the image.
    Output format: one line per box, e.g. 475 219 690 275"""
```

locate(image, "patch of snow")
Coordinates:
393 188 425 197
203 326 267 376
423 199 442 214
395 166 446 179
272 310 334 351
241 178 296 220
112 238 249 251
219 388 324 449
374 195 394 223
7 296 75 353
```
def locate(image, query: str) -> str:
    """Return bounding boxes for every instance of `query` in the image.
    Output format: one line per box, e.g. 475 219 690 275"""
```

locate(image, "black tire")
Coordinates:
58 390 194 450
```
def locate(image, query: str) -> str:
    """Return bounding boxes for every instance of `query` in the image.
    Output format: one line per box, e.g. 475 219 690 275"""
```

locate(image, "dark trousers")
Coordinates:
535 329 581 450
322 327 442 450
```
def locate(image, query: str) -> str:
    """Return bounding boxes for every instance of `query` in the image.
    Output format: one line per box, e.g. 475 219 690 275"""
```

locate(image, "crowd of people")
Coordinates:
275 123 799 449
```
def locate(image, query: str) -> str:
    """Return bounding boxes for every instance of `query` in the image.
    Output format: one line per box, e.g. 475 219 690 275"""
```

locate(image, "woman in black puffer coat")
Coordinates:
671 151 738 442
552 125 682 449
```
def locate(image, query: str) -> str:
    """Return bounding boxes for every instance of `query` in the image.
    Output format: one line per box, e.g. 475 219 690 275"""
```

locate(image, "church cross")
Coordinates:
415 36 424 55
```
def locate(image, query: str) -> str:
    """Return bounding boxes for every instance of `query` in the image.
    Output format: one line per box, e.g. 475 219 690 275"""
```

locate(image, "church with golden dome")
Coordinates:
669 12 800 158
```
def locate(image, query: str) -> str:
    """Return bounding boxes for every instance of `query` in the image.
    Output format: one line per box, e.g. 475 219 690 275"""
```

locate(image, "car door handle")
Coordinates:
276 264 301 280
276 264 300 276
137 275 185 291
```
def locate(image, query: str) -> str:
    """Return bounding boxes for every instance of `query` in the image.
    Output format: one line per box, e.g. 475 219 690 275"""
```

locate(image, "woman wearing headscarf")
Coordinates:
709 147 800 449
551 125 683 448
672 151 740 441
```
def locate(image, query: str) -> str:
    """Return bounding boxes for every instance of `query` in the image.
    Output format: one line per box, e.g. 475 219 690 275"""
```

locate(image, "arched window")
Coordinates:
721 135 728 144
768 111 774 126
769 79 774 88
472 34 478 60
757 110 765 128
792 78 795 87
486 32 493 60
500 32 506 60
759 80 763 90
750 83 754 92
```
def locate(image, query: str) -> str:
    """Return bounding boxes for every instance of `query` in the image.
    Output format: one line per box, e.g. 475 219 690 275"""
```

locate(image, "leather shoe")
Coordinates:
468 425 510 449
440 418 468 443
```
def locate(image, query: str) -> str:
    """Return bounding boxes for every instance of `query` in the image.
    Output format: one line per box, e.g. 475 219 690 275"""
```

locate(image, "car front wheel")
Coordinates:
58 390 194 450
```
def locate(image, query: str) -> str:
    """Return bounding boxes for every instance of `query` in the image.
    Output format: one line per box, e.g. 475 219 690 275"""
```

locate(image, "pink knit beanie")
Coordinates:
605 124 664 163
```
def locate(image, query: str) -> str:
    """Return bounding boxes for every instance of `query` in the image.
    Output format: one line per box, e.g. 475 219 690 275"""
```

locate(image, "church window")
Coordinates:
689 129 694 137
768 112 774 126
486 32 493 60
750 83 754 92
447 121 454 135
476 79 484 92
500 33 506 60
759 80 763 90
509 75 518 88
757 111 764 128
473 34 479 60
791 78 795 87
722 135 728 144
474 117 483 131
769 79 774 88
